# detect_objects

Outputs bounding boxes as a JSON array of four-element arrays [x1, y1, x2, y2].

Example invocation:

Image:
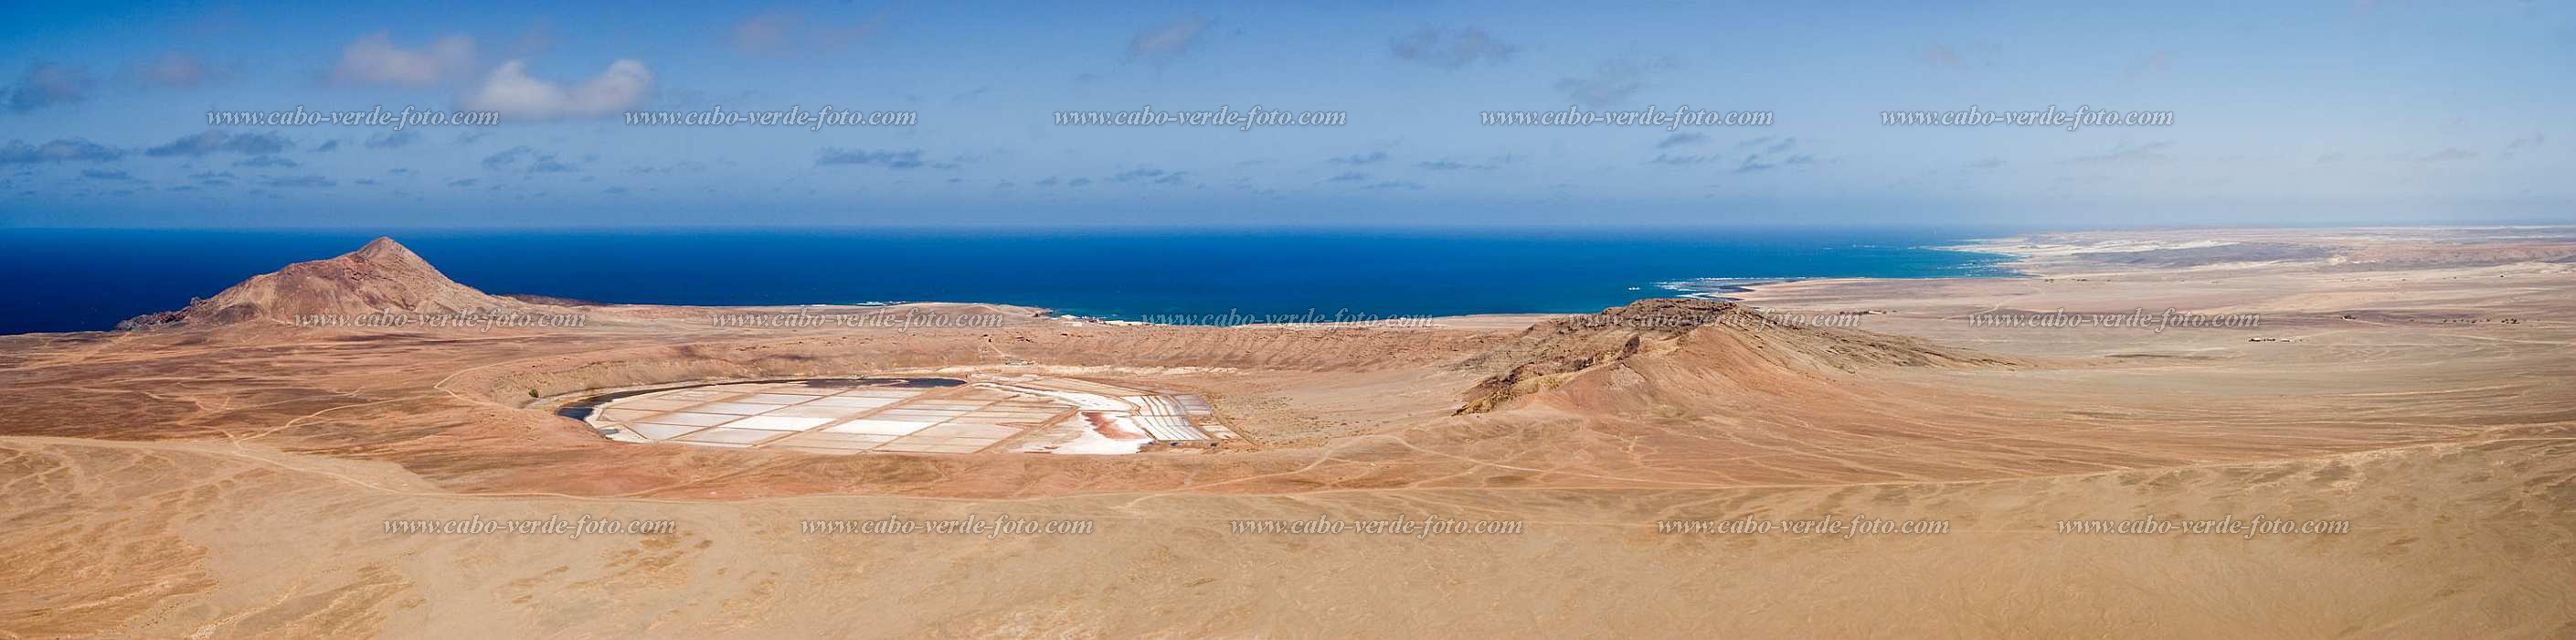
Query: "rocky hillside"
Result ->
[[1454, 298, 2017, 414], [119, 237, 522, 329]]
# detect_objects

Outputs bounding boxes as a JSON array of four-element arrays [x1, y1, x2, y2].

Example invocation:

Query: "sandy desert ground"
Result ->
[[3, 227, 2571, 637]]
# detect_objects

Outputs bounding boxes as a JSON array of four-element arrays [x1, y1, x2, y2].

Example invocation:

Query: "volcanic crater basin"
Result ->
[[561, 375, 1235, 455]]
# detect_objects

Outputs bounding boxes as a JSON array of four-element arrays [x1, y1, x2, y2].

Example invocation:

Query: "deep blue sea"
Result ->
[[0, 228, 2020, 335]]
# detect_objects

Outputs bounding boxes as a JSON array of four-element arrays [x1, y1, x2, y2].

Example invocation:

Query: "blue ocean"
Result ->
[[0, 228, 2020, 335]]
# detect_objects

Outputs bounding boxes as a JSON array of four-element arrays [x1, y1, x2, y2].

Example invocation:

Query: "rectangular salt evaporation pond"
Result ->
[[693, 402, 780, 415], [615, 399, 702, 411], [628, 423, 708, 440], [838, 389, 928, 399], [766, 405, 873, 419], [789, 432, 902, 446], [676, 427, 785, 445], [917, 423, 1020, 439], [870, 410, 972, 421], [944, 416, 1059, 426], [806, 397, 899, 409], [1133, 415, 1211, 442], [723, 416, 836, 432], [1127, 396, 1182, 415], [823, 420, 938, 436], [993, 384, 1132, 411], [975, 409, 1069, 418], [599, 408, 664, 421], [640, 412, 740, 427], [906, 400, 994, 409]]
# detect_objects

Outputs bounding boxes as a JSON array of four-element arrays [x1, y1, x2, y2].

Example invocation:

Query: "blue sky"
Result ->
[[0, 0, 2569, 228]]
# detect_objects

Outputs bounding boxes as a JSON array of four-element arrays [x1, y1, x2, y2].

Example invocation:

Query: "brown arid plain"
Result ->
[[3, 227, 2572, 637]]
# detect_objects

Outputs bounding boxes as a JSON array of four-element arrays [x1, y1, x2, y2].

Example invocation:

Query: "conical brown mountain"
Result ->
[[120, 237, 518, 328]]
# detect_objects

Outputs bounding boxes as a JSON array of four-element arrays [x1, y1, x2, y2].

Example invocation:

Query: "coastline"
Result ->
[[57, 226, 2574, 336], [0, 228, 2017, 335]]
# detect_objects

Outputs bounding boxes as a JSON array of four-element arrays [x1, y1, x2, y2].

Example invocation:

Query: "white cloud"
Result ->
[[1389, 27, 1518, 69], [330, 32, 477, 87], [731, 12, 797, 57], [730, 12, 878, 58], [5, 62, 91, 112], [1553, 57, 1677, 106], [1128, 15, 1209, 64], [458, 59, 654, 120], [126, 52, 224, 89]]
